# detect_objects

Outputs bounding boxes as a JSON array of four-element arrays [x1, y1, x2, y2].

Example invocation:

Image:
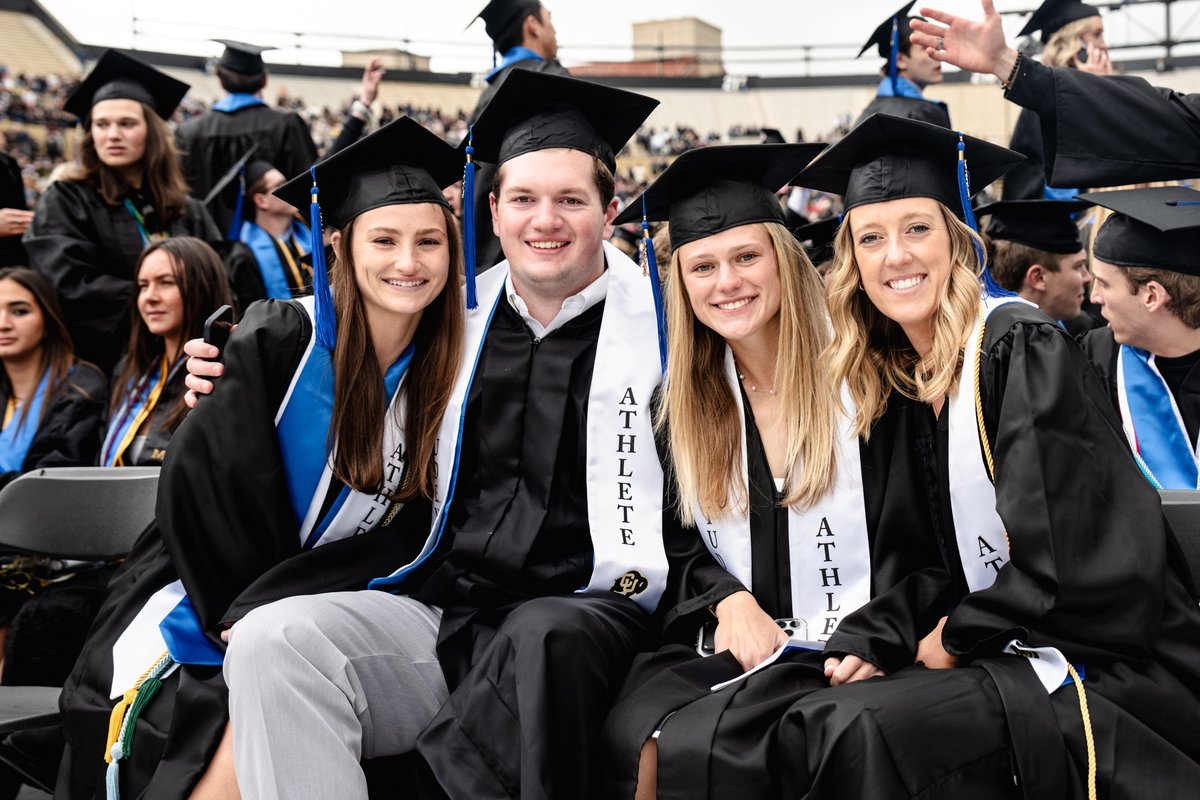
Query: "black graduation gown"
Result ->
[[1001, 108, 1049, 201], [56, 300, 432, 800], [469, 57, 570, 273], [1005, 57, 1200, 187], [225, 238, 311, 314], [104, 355, 189, 468], [598, 392, 953, 800], [1080, 326, 1200, 449], [771, 304, 1200, 799], [0, 363, 106, 491], [0, 151, 28, 267], [175, 105, 318, 233], [21, 181, 222, 376], [855, 94, 951, 128]]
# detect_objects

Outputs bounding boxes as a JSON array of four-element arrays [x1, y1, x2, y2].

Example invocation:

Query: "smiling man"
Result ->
[[855, 1, 951, 128]]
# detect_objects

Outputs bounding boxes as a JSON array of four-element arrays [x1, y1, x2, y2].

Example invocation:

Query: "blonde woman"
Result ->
[[766, 113, 1200, 797], [599, 144, 953, 800]]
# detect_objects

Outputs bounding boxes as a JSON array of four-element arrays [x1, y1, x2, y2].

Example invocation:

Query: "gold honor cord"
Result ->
[[971, 305, 1097, 800], [112, 356, 170, 467], [2, 396, 15, 430], [275, 234, 308, 291]]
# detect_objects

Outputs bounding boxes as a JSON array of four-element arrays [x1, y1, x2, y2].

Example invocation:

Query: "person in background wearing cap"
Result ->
[[22, 50, 222, 377], [468, 1, 567, 273], [909, 0, 1200, 188], [190, 70, 682, 800], [596, 143, 950, 800], [208, 152, 313, 309], [855, 1, 951, 129], [176, 40, 318, 235], [1002, 0, 1111, 202], [757, 113, 1200, 797], [977, 199, 1095, 329], [54, 117, 466, 800], [1077, 187, 1200, 491]]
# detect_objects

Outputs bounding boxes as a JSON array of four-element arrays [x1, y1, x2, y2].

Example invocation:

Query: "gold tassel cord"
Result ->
[[971, 304, 1097, 800], [104, 650, 170, 764]]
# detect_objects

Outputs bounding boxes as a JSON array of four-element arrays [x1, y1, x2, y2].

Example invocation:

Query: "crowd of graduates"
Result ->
[[0, 0, 1198, 797]]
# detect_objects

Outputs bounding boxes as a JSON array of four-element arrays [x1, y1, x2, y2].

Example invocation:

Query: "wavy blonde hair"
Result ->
[[661, 221, 838, 525], [1043, 16, 1099, 68], [825, 202, 982, 438]]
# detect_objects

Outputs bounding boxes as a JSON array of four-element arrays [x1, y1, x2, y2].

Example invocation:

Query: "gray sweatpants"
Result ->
[[223, 591, 447, 800]]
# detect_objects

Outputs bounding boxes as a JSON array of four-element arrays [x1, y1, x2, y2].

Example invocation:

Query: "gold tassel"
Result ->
[[103, 689, 138, 764]]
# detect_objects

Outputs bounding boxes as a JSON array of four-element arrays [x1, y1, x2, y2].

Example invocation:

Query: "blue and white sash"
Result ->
[[0, 370, 50, 473], [370, 241, 670, 612], [694, 347, 870, 644], [111, 296, 413, 696], [241, 220, 312, 300], [1116, 346, 1199, 490], [212, 93, 267, 113]]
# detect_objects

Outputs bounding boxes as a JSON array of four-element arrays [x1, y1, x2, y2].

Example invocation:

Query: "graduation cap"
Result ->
[[975, 199, 1088, 255], [858, 1, 919, 93], [273, 116, 461, 350], [1079, 186, 1200, 276], [470, 0, 542, 44], [760, 128, 786, 145], [203, 145, 281, 240], [213, 40, 275, 74], [792, 215, 842, 266], [64, 49, 190, 120], [1018, 0, 1100, 44], [795, 113, 1024, 295]]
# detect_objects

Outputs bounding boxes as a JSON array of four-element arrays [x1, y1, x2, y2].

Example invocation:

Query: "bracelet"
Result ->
[[350, 98, 372, 121], [1000, 52, 1022, 91]]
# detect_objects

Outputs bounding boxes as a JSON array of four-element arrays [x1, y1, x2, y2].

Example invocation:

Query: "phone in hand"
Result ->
[[696, 620, 717, 657], [1075, 45, 1089, 64], [203, 305, 234, 362]]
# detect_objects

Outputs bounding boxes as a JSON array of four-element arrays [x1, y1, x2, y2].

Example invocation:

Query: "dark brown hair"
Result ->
[[990, 239, 1065, 293], [242, 171, 273, 224], [110, 237, 233, 433], [1123, 267, 1200, 328], [215, 64, 267, 94], [0, 267, 92, 429], [327, 204, 465, 501], [75, 101, 191, 223], [494, 2, 545, 54]]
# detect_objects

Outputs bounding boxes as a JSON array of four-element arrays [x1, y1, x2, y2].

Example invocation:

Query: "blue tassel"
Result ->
[[308, 166, 337, 349], [105, 745, 121, 799], [462, 127, 478, 309], [225, 167, 246, 241], [640, 197, 667, 374], [889, 17, 900, 95], [957, 135, 1013, 298]]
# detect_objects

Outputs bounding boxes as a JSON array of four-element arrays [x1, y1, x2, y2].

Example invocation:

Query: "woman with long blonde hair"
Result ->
[[599, 143, 953, 800], [766, 113, 1200, 797]]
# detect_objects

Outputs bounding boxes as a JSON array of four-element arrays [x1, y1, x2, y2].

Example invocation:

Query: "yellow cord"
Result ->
[[971, 304, 1097, 800], [103, 649, 169, 763]]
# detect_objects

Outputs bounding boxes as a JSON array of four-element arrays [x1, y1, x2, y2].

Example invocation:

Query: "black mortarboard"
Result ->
[[203, 145, 282, 239], [274, 117, 461, 349], [471, 0, 541, 44], [761, 128, 786, 145], [795, 114, 1023, 217], [64, 49, 190, 120], [1018, 0, 1100, 44], [1079, 187, 1200, 276], [859, 1, 918, 58], [975, 199, 1088, 254], [467, 69, 659, 173], [792, 215, 842, 265], [613, 144, 826, 251], [213, 40, 274, 74]]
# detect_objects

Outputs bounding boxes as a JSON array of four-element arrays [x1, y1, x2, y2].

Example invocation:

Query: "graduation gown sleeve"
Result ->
[[942, 304, 1173, 663], [1005, 56, 1200, 188], [1001, 107, 1049, 201]]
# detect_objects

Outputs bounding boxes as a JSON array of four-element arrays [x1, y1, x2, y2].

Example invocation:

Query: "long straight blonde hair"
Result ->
[[824, 201, 983, 438], [661, 221, 838, 525]]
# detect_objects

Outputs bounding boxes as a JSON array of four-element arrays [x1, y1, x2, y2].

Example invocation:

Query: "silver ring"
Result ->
[[936, 35, 945, 51]]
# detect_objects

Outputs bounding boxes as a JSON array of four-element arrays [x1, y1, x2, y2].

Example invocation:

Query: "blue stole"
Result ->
[[0, 370, 50, 473], [100, 358, 185, 467], [240, 220, 312, 300], [1043, 184, 1080, 201], [1119, 345, 1199, 489], [875, 76, 950, 117], [159, 333, 414, 666], [212, 93, 267, 113], [485, 46, 543, 81]]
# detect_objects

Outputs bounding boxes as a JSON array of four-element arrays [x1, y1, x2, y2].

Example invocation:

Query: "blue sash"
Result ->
[[100, 358, 185, 467], [240, 220, 312, 300], [0, 371, 50, 473], [875, 76, 950, 117], [485, 46, 543, 81], [212, 93, 267, 113], [1120, 345, 1199, 489]]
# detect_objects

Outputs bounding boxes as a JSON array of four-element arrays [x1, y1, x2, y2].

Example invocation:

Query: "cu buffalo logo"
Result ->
[[611, 570, 649, 598]]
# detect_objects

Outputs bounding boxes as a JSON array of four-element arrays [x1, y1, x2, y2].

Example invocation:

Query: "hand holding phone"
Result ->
[[203, 305, 234, 363]]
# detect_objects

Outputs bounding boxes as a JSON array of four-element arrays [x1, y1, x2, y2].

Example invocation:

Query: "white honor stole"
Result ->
[[111, 296, 410, 698], [374, 241, 669, 613], [949, 295, 1069, 694], [694, 347, 871, 643], [1115, 345, 1200, 490]]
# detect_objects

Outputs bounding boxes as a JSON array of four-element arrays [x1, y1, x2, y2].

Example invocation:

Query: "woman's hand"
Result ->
[[1074, 41, 1114, 75], [909, 0, 1019, 83], [713, 591, 789, 672], [823, 655, 885, 686], [183, 337, 225, 408], [915, 616, 959, 669]]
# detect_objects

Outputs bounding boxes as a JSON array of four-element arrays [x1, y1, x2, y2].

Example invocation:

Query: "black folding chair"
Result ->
[[1160, 489, 1200, 603]]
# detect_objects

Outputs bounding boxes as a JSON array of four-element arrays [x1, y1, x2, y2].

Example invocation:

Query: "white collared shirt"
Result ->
[[504, 268, 610, 339]]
